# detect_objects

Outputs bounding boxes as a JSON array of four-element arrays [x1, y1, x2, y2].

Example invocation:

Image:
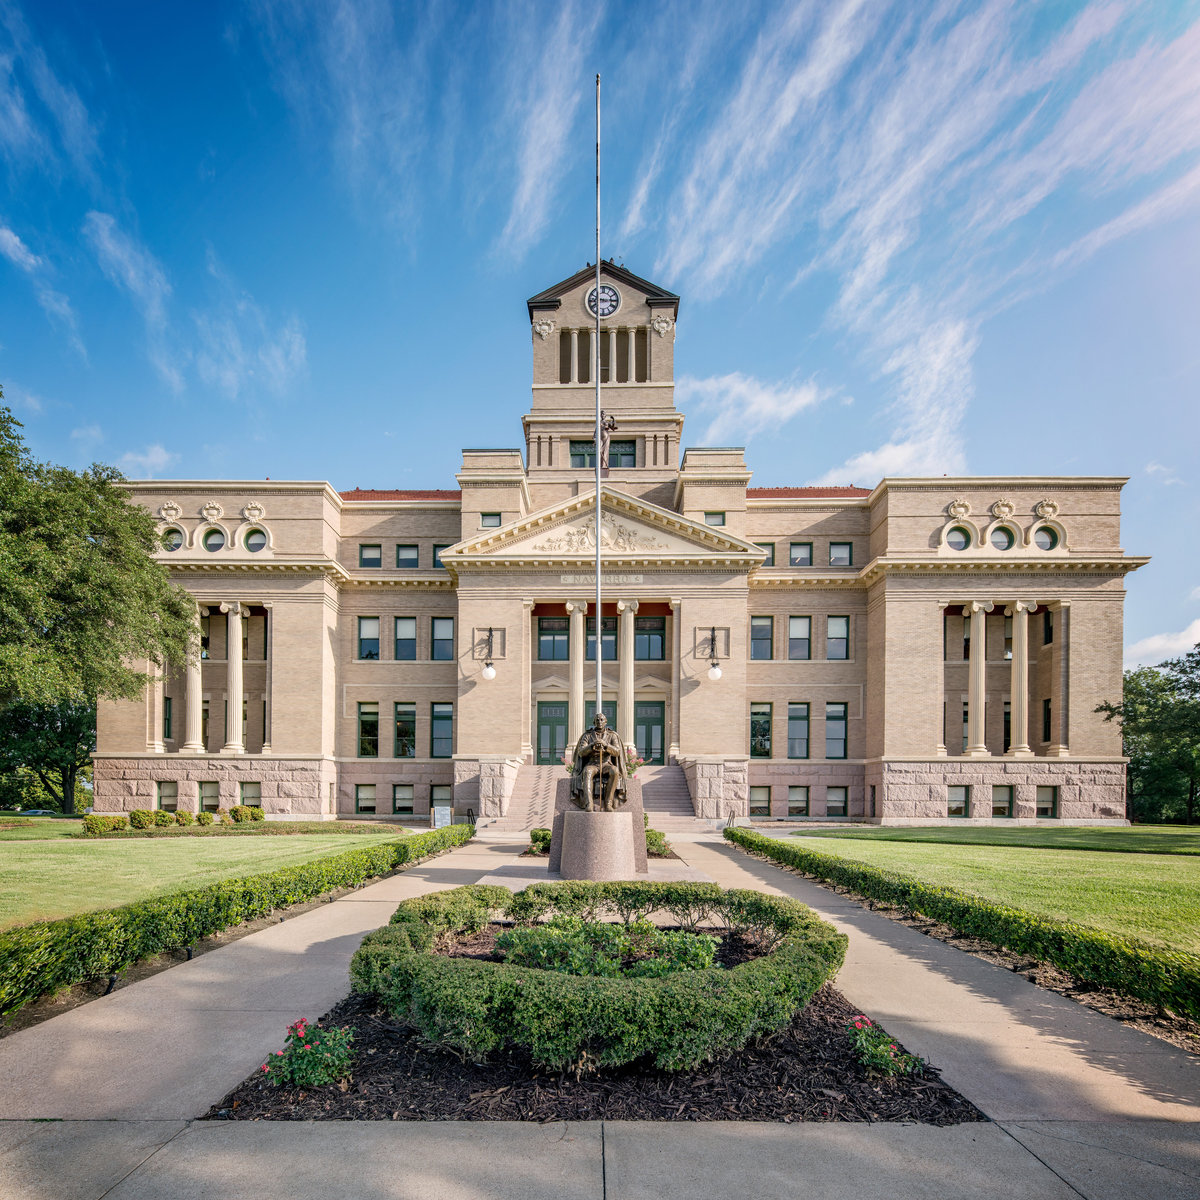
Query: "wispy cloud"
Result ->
[[118, 444, 177, 477], [2, 381, 43, 414], [0, 221, 84, 352], [1125, 618, 1200, 669], [677, 372, 828, 446], [1145, 461, 1184, 487]]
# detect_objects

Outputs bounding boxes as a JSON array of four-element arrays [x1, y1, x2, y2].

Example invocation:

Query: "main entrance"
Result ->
[[634, 701, 665, 765], [536, 701, 568, 764]]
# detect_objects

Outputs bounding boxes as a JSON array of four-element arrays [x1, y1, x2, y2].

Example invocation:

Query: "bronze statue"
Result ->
[[568, 712, 627, 811]]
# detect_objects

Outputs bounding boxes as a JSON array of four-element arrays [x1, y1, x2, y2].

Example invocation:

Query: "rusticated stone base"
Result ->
[[677, 756, 750, 819], [747, 763, 866, 819], [452, 756, 524, 818]]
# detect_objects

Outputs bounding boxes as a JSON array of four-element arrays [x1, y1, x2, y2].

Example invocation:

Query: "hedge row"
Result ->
[[0, 824, 474, 1017], [350, 880, 847, 1072], [724, 827, 1200, 1023]]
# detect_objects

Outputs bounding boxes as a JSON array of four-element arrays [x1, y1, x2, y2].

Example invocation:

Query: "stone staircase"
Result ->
[[482, 764, 560, 831], [639, 764, 714, 834]]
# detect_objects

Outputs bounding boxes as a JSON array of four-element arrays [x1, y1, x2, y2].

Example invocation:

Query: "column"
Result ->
[[607, 329, 616, 383], [935, 602, 948, 756], [261, 604, 274, 754], [1049, 601, 1071, 756], [183, 606, 205, 752], [626, 327, 635, 383], [570, 329, 579, 383], [669, 598, 682, 760], [617, 599, 638, 748], [521, 599, 535, 760], [148, 663, 165, 753], [1006, 600, 1034, 756], [220, 601, 244, 754], [965, 600, 993, 756], [566, 600, 586, 749]]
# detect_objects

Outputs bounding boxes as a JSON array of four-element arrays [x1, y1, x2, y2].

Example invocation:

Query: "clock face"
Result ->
[[586, 284, 621, 318]]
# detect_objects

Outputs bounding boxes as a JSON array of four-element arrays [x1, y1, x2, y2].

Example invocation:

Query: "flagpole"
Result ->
[[594, 72, 602, 731]]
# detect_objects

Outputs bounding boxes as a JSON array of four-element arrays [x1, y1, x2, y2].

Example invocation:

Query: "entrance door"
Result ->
[[634, 702, 665, 765], [536, 702, 568, 764], [584, 700, 617, 730]]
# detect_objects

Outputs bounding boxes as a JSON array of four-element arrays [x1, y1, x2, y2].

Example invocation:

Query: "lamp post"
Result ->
[[707, 626, 722, 681], [482, 627, 496, 681]]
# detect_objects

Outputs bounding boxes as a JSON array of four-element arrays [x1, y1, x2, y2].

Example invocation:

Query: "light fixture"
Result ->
[[482, 627, 497, 680], [707, 625, 722, 681]]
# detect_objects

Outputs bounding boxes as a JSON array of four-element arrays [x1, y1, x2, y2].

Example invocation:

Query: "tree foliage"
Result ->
[[0, 699, 96, 814], [0, 397, 195, 704], [1097, 649, 1200, 824]]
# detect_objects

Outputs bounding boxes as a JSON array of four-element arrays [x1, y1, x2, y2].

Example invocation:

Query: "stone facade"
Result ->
[[93, 263, 1146, 825]]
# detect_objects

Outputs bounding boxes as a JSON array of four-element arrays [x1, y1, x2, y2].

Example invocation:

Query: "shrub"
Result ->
[[153, 810, 175, 827], [128, 809, 154, 830], [82, 814, 128, 835], [351, 880, 845, 1073], [175, 810, 195, 826], [527, 821, 672, 858], [229, 805, 250, 823], [260, 1017, 354, 1088], [846, 1014, 924, 1076], [215, 808, 231, 825], [196, 812, 214, 826], [529, 828, 552, 854], [724, 827, 1200, 1023], [0, 824, 475, 1017], [248, 806, 265, 822]]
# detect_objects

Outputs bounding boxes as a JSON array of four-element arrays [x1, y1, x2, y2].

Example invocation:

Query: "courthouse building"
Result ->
[[94, 263, 1146, 824]]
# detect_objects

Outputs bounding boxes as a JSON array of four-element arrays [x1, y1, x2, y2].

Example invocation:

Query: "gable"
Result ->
[[527, 262, 680, 319]]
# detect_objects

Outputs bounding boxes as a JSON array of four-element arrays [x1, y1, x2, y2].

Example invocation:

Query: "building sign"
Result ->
[[559, 574, 644, 585]]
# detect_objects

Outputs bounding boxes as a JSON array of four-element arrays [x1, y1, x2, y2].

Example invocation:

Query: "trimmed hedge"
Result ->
[[0, 824, 474, 1017], [527, 822, 673, 858], [82, 814, 128, 835], [350, 880, 846, 1073], [725, 827, 1200, 1023]]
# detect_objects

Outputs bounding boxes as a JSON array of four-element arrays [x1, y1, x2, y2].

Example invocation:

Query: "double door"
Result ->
[[537, 699, 665, 765]]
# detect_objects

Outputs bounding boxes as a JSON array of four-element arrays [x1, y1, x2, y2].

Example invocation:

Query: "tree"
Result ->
[[1097, 650, 1200, 824], [0, 699, 96, 814], [0, 396, 196, 704]]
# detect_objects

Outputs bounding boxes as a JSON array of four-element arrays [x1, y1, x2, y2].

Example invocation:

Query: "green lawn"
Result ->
[[774, 831, 1200, 954], [0, 832, 410, 930], [791, 824, 1200, 855], [0, 815, 414, 842]]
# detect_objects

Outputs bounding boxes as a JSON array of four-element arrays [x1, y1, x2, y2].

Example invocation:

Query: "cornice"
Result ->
[[859, 555, 1150, 584], [749, 572, 862, 589], [866, 475, 1129, 504]]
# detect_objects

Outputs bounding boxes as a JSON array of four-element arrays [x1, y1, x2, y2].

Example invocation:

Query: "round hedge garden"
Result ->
[[349, 880, 847, 1074]]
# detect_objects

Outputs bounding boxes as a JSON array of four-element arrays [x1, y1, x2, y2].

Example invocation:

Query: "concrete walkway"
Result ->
[[0, 833, 1197, 1199]]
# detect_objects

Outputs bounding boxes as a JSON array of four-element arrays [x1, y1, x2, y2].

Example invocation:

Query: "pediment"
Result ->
[[443, 487, 762, 569]]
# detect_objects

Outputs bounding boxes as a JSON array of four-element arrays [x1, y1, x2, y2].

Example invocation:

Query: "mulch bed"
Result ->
[[206, 963, 984, 1124]]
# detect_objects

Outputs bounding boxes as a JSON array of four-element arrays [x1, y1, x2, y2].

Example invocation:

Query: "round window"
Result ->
[[1034, 526, 1058, 551], [245, 528, 267, 552], [990, 526, 1014, 551], [203, 528, 226, 552], [945, 526, 970, 551], [163, 528, 184, 551]]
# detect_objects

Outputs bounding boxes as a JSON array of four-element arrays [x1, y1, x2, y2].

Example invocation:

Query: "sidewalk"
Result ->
[[0, 833, 1197, 1199]]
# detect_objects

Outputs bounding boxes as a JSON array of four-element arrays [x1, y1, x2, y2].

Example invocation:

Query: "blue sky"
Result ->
[[2, 0, 1198, 665]]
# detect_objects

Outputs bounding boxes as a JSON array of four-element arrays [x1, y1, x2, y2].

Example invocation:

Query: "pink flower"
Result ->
[[304, 1044, 311, 1050], [276, 1050, 284, 1056], [261, 1064, 269, 1072], [854, 1021, 862, 1029]]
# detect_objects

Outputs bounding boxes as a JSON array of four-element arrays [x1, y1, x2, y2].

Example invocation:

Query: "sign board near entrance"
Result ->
[[431, 802, 453, 830]]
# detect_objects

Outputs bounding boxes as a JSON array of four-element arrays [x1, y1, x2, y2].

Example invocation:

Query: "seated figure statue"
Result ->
[[568, 712, 628, 812]]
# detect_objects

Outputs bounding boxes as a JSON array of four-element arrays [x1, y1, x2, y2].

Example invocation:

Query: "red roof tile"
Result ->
[[340, 489, 462, 502], [747, 486, 870, 498]]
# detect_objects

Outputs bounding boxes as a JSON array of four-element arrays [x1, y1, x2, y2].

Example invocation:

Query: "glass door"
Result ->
[[536, 701, 568, 764], [584, 700, 617, 729], [634, 702, 665, 765]]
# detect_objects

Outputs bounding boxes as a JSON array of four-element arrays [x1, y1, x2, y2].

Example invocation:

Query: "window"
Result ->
[[241, 782, 261, 804], [750, 616, 773, 660], [992, 784, 1013, 818], [749, 786, 771, 817], [394, 617, 416, 660], [947, 785, 969, 818], [202, 701, 209, 746], [787, 703, 809, 758], [1004, 615, 1013, 660], [755, 542, 775, 567], [203, 528, 225, 552], [788, 616, 811, 660], [570, 440, 596, 468], [200, 781, 220, 812], [704, 511, 726, 526], [355, 784, 376, 815], [826, 616, 849, 660], [431, 784, 452, 808], [946, 526, 970, 551], [396, 544, 419, 569], [1043, 609, 1054, 644], [1034, 526, 1059, 551], [431, 617, 454, 661], [1036, 785, 1059, 819], [962, 614, 970, 661], [789, 542, 813, 567], [586, 616, 617, 661], [358, 703, 379, 757], [359, 544, 382, 568], [607, 440, 635, 467], [163, 528, 183, 551], [433, 545, 450, 569], [826, 786, 847, 817], [1042, 698, 1052, 743], [162, 697, 172, 741], [480, 512, 502, 528], [394, 703, 416, 757], [788, 786, 809, 817], [634, 616, 665, 661], [829, 542, 853, 567], [962, 703, 969, 754], [825, 702, 847, 759], [157, 781, 178, 812], [245, 529, 267, 552], [990, 526, 1014, 551], [393, 784, 414, 815], [1003, 701, 1011, 753], [750, 703, 772, 758], [538, 617, 570, 660], [431, 703, 453, 758], [357, 616, 380, 660]]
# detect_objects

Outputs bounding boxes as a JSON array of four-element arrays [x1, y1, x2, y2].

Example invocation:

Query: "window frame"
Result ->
[[607, 439, 636, 468], [433, 545, 450, 569], [357, 702, 380, 758], [569, 440, 596, 468], [787, 785, 809, 817], [787, 615, 811, 661], [992, 784, 1014, 819], [392, 783, 415, 815], [396, 544, 419, 569], [826, 615, 850, 660], [789, 541, 813, 567], [585, 616, 618, 661], [825, 701, 848, 759], [1042, 697, 1052, 743], [357, 616, 380, 660], [431, 617, 455, 661], [750, 702, 772, 758], [358, 543, 382, 569], [754, 542, 775, 567], [537, 616, 570, 661], [703, 511, 726, 527], [355, 784, 377, 815], [394, 616, 417, 661], [634, 615, 665, 661], [480, 512, 502, 528], [825, 786, 848, 817], [394, 702, 416, 758], [750, 616, 773, 660], [787, 702, 810, 759], [1043, 609, 1054, 644], [1036, 785, 1059, 819], [947, 784, 969, 818], [199, 781, 220, 812], [240, 781, 261, 805], [430, 702, 453, 758], [157, 781, 178, 812], [829, 541, 853, 567], [748, 786, 771, 817], [162, 696, 172, 741]]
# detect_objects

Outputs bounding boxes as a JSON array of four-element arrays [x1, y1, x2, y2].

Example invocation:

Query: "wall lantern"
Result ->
[[482, 627, 497, 680], [707, 626, 722, 681]]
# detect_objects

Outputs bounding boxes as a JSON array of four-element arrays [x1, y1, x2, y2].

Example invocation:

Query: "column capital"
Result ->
[[963, 600, 994, 615], [616, 599, 639, 615], [565, 599, 588, 615], [1004, 599, 1037, 615], [219, 601, 243, 616]]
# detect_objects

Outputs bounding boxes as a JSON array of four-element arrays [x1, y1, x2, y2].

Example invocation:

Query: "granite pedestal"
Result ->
[[548, 777, 649, 878]]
